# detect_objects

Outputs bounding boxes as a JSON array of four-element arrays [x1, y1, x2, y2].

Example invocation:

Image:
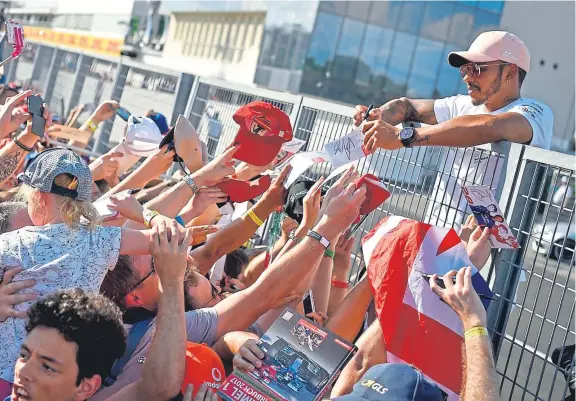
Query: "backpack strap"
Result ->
[[102, 318, 154, 388]]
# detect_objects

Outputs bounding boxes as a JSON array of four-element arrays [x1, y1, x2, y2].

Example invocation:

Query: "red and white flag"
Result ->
[[362, 216, 493, 400]]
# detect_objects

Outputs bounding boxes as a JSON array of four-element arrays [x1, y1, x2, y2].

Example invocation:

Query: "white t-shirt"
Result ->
[[425, 95, 553, 229], [0, 224, 122, 382]]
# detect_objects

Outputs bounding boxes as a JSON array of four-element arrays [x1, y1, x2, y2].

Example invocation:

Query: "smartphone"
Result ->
[[27, 95, 45, 137], [116, 106, 131, 121], [303, 289, 316, 318]]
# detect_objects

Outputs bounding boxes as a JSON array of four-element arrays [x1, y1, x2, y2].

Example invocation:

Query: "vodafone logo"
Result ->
[[212, 368, 222, 382]]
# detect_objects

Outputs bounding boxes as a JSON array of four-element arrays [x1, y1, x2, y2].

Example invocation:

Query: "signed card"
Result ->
[[283, 151, 329, 188], [324, 128, 368, 168], [463, 185, 520, 249]]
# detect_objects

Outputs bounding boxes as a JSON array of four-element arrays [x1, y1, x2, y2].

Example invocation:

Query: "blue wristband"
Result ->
[[175, 215, 185, 227]]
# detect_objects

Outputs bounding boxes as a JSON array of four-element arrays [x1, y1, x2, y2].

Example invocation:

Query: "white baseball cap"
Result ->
[[125, 115, 163, 157]]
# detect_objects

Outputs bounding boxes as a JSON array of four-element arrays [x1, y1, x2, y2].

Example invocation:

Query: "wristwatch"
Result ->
[[142, 208, 160, 228], [398, 126, 417, 148], [181, 174, 200, 194], [289, 229, 302, 244], [307, 229, 330, 249]]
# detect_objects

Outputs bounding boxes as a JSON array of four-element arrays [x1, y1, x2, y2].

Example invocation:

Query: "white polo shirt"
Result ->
[[425, 95, 553, 229]]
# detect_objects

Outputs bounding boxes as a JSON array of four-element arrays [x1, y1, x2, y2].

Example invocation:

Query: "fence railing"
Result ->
[[9, 41, 575, 401]]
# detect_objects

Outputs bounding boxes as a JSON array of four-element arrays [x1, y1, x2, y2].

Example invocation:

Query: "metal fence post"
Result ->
[[30, 45, 53, 84], [43, 48, 64, 105], [488, 155, 541, 360], [170, 72, 195, 125], [66, 53, 93, 117], [94, 62, 130, 153]]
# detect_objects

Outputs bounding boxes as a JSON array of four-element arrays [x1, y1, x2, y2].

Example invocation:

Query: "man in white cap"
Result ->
[[354, 31, 553, 228]]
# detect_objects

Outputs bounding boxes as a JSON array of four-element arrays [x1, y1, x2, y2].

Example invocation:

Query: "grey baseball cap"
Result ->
[[18, 148, 93, 201]]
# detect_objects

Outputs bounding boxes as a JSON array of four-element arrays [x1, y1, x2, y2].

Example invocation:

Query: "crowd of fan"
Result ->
[[0, 83, 501, 401]]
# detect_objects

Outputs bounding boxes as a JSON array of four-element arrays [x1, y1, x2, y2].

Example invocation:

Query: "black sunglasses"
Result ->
[[126, 259, 156, 295], [200, 281, 223, 309]]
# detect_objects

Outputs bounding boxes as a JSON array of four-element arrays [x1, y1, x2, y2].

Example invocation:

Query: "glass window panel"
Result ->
[[332, 18, 365, 80], [346, 1, 371, 22], [434, 44, 463, 98], [407, 38, 445, 98], [318, 1, 348, 16], [368, 1, 403, 28], [457, 0, 478, 7], [385, 32, 418, 91], [420, 1, 456, 42], [396, 2, 425, 35], [355, 24, 394, 88], [447, 4, 475, 46], [306, 12, 343, 68], [472, 9, 501, 39], [477, 1, 504, 14]]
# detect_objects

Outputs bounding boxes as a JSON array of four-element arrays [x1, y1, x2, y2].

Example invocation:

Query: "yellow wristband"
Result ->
[[246, 209, 264, 226], [85, 120, 98, 133], [464, 326, 488, 339]]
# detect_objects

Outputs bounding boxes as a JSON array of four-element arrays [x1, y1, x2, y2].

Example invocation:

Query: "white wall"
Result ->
[[499, 1, 575, 151], [54, 0, 135, 15]]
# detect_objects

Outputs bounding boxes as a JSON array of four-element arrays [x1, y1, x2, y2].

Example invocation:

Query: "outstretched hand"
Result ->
[[316, 183, 366, 239], [194, 145, 238, 187], [429, 266, 487, 330]]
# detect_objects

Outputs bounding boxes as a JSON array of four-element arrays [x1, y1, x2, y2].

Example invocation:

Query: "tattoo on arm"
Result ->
[[412, 135, 430, 146], [380, 98, 437, 125], [404, 100, 438, 125], [0, 148, 25, 185], [379, 99, 409, 126]]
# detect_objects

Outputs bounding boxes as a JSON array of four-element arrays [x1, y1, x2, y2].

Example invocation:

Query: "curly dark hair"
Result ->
[[26, 288, 126, 384]]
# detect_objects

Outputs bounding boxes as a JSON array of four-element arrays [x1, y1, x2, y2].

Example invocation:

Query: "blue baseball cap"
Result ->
[[149, 112, 169, 135], [332, 364, 445, 401]]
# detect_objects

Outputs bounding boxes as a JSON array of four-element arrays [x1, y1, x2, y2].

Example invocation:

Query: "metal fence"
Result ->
[[8, 41, 575, 401]]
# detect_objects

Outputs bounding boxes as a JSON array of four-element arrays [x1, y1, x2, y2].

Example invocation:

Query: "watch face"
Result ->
[[400, 127, 414, 140]]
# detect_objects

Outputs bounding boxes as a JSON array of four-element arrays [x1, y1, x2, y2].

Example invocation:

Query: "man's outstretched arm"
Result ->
[[353, 98, 437, 127]]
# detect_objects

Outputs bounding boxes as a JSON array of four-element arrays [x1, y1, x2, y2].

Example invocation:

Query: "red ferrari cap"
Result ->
[[356, 174, 390, 215], [232, 102, 293, 166], [216, 175, 272, 203]]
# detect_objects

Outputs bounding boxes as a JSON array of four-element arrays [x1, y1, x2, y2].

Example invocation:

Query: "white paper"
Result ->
[[325, 161, 356, 183], [283, 151, 329, 188], [463, 185, 520, 249], [324, 128, 368, 168]]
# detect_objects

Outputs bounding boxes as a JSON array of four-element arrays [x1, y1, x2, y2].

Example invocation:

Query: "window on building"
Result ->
[[319, 1, 348, 16], [306, 12, 342, 69], [447, 3, 475, 46], [355, 24, 394, 89], [396, 1, 425, 35], [383, 31, 418, 101], [435, 44, 463, 98], [406, 38, 445, 98], [477, 1, 504, 14], [420, 1, 456, 42], [368, 1, 403, 28], [331, 18, 365, 80], [345, 1, 371, 22]]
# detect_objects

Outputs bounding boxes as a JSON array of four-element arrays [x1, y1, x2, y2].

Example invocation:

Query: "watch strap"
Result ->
[[181, 174, 200, 194], [307, 229, 330, 249], [399, 127, 417, 148], [289, 229, 301, 244], [143, 208, 159, 228]]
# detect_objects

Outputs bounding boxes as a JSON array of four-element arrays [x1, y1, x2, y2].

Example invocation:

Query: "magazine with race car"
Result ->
[[218, 308, 357, 401], [462, 185, 520, 249]]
